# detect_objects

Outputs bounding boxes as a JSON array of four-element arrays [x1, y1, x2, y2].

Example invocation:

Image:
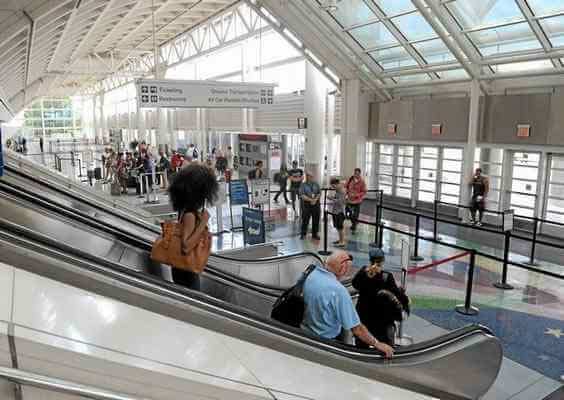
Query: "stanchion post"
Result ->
[[494, 231, 514, 290], [410, 214, 424, 261], [319, 210, 332, 256], [455, 250, 479, 315], [433, 200, 438, 241], [378, 223, 384, 249], [525, 218, 539, 266]]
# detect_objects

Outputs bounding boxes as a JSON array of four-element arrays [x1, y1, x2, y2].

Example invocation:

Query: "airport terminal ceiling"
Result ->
[[1, 0, 564, 118]]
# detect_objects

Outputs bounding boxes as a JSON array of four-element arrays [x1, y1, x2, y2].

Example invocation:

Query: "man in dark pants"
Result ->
[[288, 160, 304, 213], [300, 171, 321, 240], [469, 167, 489, 226]]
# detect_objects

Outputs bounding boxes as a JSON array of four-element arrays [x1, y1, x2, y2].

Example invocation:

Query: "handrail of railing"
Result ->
[[0, 366, 145, 400], [434, 199, 564, 227]]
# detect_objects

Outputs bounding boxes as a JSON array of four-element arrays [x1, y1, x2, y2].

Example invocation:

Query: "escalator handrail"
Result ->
[[0, 215, 495, 362], [3, 163, 159, 232]]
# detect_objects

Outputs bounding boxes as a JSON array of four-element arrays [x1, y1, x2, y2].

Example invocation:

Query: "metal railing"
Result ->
[[0, 366, 145, 400]]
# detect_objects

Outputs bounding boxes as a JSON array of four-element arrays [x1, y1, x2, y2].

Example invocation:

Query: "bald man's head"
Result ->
[[326, 251, 353, 278]]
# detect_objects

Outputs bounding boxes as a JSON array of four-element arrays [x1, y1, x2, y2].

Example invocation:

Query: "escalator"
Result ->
[[0, 200, 502, 400], [0, 164, 325, 288], [0, 162, 326, 288]]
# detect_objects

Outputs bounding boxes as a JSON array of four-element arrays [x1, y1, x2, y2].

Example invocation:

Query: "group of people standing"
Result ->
[[270, 163, 367, 245]]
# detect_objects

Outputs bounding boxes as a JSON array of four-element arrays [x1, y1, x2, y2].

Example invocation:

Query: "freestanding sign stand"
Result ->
[[242, 207, 266, 246], [229, 179, 249, 231], [212, 181, 229, 235]]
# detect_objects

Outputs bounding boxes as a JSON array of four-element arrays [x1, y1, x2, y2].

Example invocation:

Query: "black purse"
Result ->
[[271, 265, 316, 327]]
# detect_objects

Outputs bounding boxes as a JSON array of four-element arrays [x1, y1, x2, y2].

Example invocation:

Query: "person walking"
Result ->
[[329, 177, 347, 247], [273, 164, 290, 204], [39, 137, 44, 153], [248, 160, 264, 180], [288, 160, 304, 212], [300, 171, 321, 240], [346, 168, 367, 233]]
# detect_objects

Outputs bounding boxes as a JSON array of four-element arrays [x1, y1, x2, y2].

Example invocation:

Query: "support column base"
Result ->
[[455, 304, 479, 316], [410, 256, 424, 262], [493, 282, 514, 290]]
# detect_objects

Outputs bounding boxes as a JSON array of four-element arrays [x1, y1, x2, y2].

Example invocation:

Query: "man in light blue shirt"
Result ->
[[302, 251, 394, 358]]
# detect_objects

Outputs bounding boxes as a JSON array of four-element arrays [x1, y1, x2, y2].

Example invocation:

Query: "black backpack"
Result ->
[[271, 265, 316, 327]]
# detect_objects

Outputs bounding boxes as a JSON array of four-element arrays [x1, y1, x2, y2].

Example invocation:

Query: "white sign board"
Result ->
[[251, 178, 270, 206], [136, 79, 275, 109]]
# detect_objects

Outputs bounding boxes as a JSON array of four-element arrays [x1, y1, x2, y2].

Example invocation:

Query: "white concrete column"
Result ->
[[460, 80, 481, 206], [304, 61, 327, 181], [340, 78, 370, 178], [325, 91, 336, 184]]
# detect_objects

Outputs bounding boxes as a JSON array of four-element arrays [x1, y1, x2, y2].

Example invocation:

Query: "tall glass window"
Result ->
[[396, 145, 414, 198], [365, 142, 374, 177], [440, 147, 463, 204], [378, 144, 394, 195], [511, 152, 540, 217], [418, 146, 439, 202], [545, 154, 564, 224]]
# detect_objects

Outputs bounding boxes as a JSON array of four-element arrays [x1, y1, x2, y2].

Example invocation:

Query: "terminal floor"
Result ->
[[108, 188, 564, 399]]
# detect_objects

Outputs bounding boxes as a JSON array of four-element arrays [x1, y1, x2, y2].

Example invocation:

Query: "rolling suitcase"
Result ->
[[94, 167, 102, 180]]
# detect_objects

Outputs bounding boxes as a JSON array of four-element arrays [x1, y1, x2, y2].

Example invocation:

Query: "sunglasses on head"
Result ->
[[339, 255, 354, 265]]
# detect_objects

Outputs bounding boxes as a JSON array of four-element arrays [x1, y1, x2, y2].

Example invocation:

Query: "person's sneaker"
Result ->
[[476, 221, 483, 227], [300, 235, 305, 240], [469, 220, 476, 225], [335, 242, 346, 248], [332, 240, 340, 245], [274, 199, 279, 204], [312, 235, 321, 241]]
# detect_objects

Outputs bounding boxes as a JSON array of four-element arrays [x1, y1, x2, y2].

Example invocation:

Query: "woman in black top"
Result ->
[[352, 248, 410, 348], [168, 164, 218, 290]]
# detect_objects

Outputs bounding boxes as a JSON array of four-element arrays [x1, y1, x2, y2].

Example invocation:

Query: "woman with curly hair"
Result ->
[[168, 164, 218, 290]]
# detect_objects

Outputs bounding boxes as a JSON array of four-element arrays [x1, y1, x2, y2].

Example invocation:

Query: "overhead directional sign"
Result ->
[[136, 79, 275, 109]]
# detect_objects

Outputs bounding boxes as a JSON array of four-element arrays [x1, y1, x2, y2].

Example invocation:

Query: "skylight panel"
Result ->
[[370, 46, 419, 70], [372, 0, 416, 16], [413, 38, 457, 64], [446, 0, 525, 30], [331, 0, 377, 27], [391, 12, 437, 41], [539, 15, 564, 48], [468, 22, 541, 57], [349, 21, 398, 49], [526, 0, 564, 17]]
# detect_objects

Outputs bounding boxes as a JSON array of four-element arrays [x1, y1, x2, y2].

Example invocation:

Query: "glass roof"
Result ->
[[318, 0, 564, 89]]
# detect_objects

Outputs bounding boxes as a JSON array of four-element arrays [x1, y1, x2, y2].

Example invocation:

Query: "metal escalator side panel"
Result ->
[[0, 224, 502, 400]]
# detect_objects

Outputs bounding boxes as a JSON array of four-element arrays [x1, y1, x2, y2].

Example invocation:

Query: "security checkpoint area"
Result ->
[[0, 0, 563, 399]]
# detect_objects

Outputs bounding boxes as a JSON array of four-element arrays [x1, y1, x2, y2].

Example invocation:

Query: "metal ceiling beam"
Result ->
[[412, 0, 488, 93], [22, 11, 34, 90], [280, 0, 392, 100], [363, 1, 430, 72], [514, 0, 562, 70]]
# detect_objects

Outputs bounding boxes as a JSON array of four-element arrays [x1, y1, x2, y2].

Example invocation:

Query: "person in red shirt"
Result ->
[[346, 168, 367, 233], [170, 150, 184, 172]]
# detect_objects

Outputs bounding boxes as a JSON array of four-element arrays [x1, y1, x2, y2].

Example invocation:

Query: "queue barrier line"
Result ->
[[407, 251, 470, 275]]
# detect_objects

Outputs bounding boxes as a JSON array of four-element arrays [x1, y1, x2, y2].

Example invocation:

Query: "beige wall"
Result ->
[[369, 91, 564, 147]]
